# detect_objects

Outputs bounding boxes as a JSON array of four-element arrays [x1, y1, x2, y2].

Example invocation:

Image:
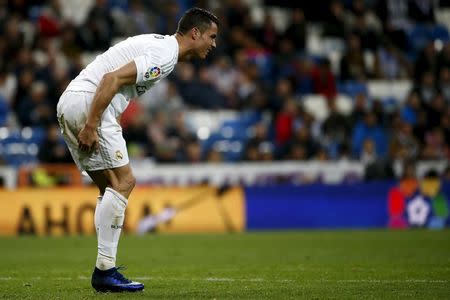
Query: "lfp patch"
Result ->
[[144, 66, 161, 80]]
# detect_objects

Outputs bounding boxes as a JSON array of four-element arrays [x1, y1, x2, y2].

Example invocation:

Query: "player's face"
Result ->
[[194, 23, 218, 59]]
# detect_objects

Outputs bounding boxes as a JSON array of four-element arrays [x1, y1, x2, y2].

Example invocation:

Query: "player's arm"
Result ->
[[78, 62, 137, 152], [86, 62, 137, 128]]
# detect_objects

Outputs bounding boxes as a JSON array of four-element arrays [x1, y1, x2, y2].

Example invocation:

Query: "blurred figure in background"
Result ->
[[38, 124, 72, 163]]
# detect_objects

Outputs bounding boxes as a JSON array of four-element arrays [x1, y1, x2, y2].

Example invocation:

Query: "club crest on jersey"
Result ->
[[115, 150, 123, 160], [144, 66, 161, 80]]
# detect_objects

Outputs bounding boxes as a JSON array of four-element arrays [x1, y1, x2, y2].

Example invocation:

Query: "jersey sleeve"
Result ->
[[133, 52, 164, 84]]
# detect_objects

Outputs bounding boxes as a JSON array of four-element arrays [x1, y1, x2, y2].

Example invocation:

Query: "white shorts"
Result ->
[[56, 91, 129, 172]]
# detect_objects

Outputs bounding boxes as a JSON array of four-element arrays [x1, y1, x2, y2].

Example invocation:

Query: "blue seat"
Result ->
[[431, 25, 450, 42], [338, 81, 368, 97], [382, 97, 398, 113], [408, 25, 429, 51]]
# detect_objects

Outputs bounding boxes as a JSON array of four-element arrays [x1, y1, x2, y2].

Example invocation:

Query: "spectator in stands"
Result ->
[[259, 141, 275, 161], [414, 70, 438, 105], [437, 42, 450, 73], [147, 111, 177, 163], [424, 93, 446, 129], [2, 15, 26, 68], [273, 38, 296, 80], [285, 142, 308, 160], [351, 14, 381, 51], [156, 0, 182, 35], [17, 81, 53, 126], [364, 156, 395, 181], [293, 56, 314, 95], [349, 92, 368, 125], [322, 0, 349, 39], [360, 138, 377, 165], [413, 110, 429, 145], [0, 65, 17, 106], [205, 148, 223, 163], [235, 59, 260, 108], [0, 92, 9, 126], [340, 34, 370, 81], [389, 119, 420, 161], [438, 67, 450, 103], [283, 8, 306, 51], [271, 77, 295, 113], [443, 166, 450, 181], [175, 63, 225, 109], [311, 58, 337, 99], [167, 111, 197, 149], [78, 0, 116, 51], [284, 123, 319, 159], [408, 0, 436, 24], [226, 0, 250, 30], [254, 13, 279, 53], [127, 0, 155, 35], [351, 111, 387, 158], [371, 99, 390, 128], [374, 38, 411, 79], [421, 127, 448, 160], [321, 98, 351, 157], [376, 0, 411, 51], [348, 0, 382, 35], [400, 91, 422, 125], [183, 139, 203, 163], [314, 147, 330, 161], [414, 41, 438, 82], [59, 23, 83, 59], [38, 124, 72, 163], [122, 102, 150, 157], [12, 68, 33, 112], [207, 56, 239, 107], [275, 97, 298, 146], [242, 143, 259, 161], [440, 112, 450, 150], [245, 122, 271, 157]]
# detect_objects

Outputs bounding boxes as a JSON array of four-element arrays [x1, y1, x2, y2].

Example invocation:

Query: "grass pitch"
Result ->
[[0, 230, 449, 299]]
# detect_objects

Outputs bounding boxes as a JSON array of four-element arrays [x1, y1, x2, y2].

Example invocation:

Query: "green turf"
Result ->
[[0, 230, 449, 299]]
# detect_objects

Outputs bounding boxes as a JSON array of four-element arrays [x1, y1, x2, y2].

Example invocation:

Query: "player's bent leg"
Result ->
[[87, 164, 136, 199], [87, 164, 143, 292]]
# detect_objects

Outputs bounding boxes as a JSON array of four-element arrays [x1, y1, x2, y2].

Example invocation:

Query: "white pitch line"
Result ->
[[323, 279, 449, 283], [0, 276, 447, 284]]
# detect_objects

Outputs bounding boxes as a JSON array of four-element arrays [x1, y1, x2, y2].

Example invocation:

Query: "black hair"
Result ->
[[176, 7, 219, 35]]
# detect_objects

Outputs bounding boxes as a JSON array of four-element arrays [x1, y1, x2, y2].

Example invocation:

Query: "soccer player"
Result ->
[[56, 8, 218, 293]]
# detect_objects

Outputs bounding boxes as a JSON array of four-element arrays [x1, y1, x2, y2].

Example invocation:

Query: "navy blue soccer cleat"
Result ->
[[91, 267, 144, 293]]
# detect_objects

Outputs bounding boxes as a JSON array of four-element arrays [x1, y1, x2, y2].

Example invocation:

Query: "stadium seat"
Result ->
[[337, 81, 368, 98], [301, 95, 329, 121], [367, 80, 412, 103], [335, 94, 353, 116]]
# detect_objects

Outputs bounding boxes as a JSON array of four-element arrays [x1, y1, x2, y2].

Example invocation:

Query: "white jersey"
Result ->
[[65, 33, 179, 104]]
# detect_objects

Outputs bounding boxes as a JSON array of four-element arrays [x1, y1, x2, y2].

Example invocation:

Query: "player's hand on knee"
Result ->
[[78, 124, 99, 153]]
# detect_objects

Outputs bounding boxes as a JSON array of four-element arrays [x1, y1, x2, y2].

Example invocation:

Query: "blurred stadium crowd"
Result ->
[[0, 0, 450, 179]]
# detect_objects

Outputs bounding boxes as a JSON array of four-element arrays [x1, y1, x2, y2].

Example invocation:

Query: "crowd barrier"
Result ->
[[0, 180, 448, 236]]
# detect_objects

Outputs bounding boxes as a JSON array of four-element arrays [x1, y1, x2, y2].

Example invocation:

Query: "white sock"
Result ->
[[94, 195, 102, 236], [95, 187, 128, 270]]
